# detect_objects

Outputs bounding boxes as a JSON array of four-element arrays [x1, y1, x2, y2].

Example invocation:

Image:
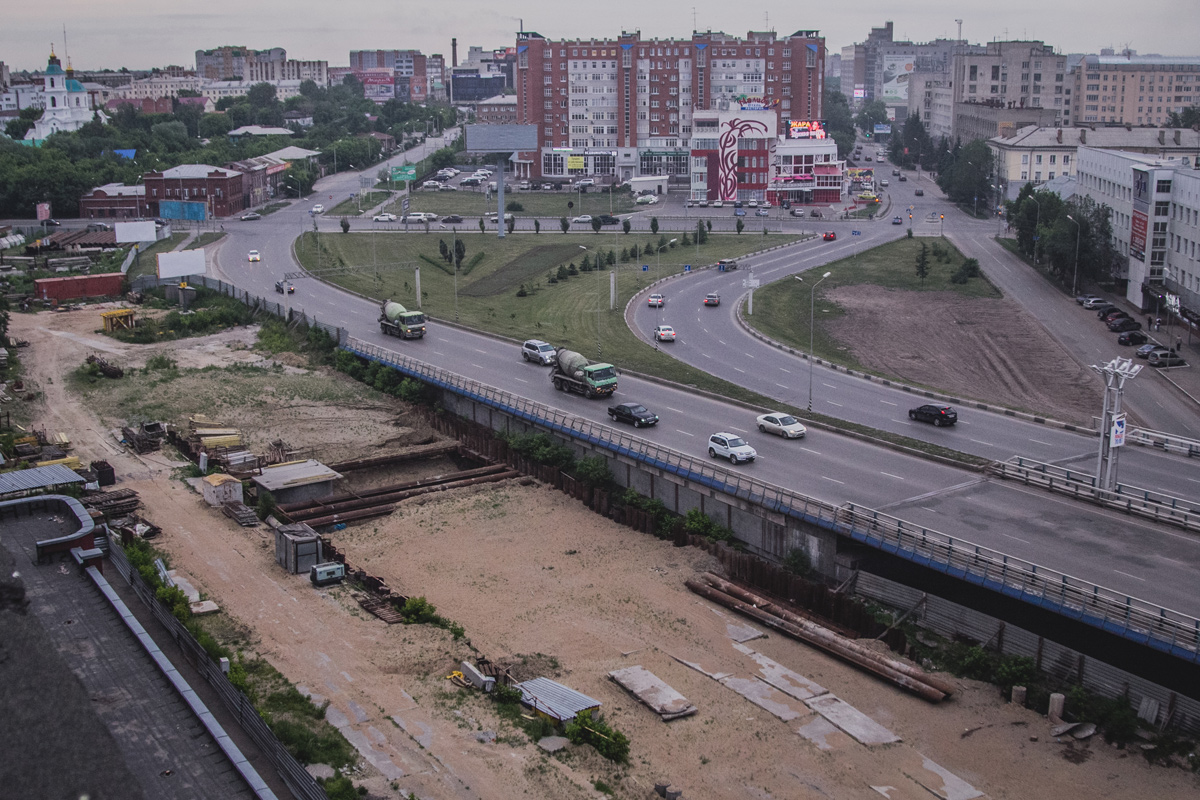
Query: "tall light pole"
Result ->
[[797, 271, 831, 412], [1066, 213, 1081, 297], [656, 238, 677, 283], [1091, 358, 1141, 491]]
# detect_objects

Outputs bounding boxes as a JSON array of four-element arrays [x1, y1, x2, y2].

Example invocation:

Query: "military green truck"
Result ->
[[549, 348, 618, 398], [379, 300, 426, 339]]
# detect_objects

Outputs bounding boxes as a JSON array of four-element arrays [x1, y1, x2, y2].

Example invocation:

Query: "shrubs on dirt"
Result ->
[[564, 710, 630, 762]]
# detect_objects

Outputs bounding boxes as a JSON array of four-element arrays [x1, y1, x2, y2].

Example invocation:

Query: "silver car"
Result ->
[[756, 413, 806, 439], [521, 339, 556, 365]]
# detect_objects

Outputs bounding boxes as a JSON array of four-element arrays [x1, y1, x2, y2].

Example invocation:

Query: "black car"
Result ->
[[275, 280, 295, 295], [41, 218, 62, 227], [596, 214, 620, 225], [1095, 305, 1119, 319], [1136, 344, 1168, 359], [607, 402, 659, 428], [914, 189, 924, 196], [909, 404, 958, 427], [1118, 330, 1148, 346], [1108, 317, 1141, 332], [441, 215, 464, 224]]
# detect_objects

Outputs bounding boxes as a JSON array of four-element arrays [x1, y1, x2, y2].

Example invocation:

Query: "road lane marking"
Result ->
[[779, 367, 791, 373], [474, 348, 488, 354], [471, 364, 485, 370], [728, 426, 749, 433], [920, 507, 937, 513], [826, 401, 843, 407], [821, 476, 845, 484], [800, 447, 822, 455], [1002, 533, 1031, 544], [822, 382, 837, 389], [512, 377, 528, 383], [1029, 439, 1053, 446], [676, 430, 695, 436], [776, 383, 790, 389], [1113, 570, 1145, 582], [733, 367, 745, 373], [970, 439, 994, 447], [666, 407, 684, 413], [880, 400, 897, 406], [880, 472, 905, 480]]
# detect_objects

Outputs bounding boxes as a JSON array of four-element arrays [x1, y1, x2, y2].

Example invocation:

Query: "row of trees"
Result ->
[[0, 76, 458, 219], [1006, 187, 1120, 289]]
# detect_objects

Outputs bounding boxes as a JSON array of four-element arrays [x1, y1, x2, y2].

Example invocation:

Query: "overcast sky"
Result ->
[[4, 1, 1192, 73]]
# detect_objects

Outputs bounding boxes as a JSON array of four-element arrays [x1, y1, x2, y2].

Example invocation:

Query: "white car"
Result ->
[[373, 213, 397, 222], [747, 199, 759, 208], [422, 181, 442, 189], [708, 432, 757, 465], [711, 200, 724, 208], [635, 195, 658, 205], [311, 204, 324, 214], [247, 250, 261, 262], [572, 215, 593, 224], [647, 293, 665, 307], [653, 325, 676, 342], [756, 412, 807, 439], [401, 212, 438, 223]]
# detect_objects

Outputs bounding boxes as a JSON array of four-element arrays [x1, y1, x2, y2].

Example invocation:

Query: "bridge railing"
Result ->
[[344, 337, 1200, 663]]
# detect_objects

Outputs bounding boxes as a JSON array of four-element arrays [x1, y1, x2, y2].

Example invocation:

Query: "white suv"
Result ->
[[708, 432, 757, 465], [521, 339, 556, 365]]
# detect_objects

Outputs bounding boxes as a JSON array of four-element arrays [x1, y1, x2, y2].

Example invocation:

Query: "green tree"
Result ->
[[454, 238, 466, 268], [591, 217, 602, 234], [650, 216, 659, 235], [915, 242, 930, 283], [438, 239, 450, 263], [622, 219, 631, 235], [1166, 105, 1200, 128], [534, 219, 541, 234], [430, 147, 457, 170], [198, 113, 232, 138], [247, 82, 278, 108], [854, 100, 888, 134], [822, 87, 857, 159], [938, 139, 992, 209], [560, 216, 569, 233], [735, 218, 745, 235]]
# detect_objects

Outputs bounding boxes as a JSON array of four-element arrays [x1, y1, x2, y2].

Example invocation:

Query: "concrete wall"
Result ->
[[440, 390, 843, 577]]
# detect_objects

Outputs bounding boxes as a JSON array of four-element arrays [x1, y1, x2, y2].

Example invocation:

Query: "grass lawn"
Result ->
[[296, 229, 799, 384], [329, 191, 392, 217], [128, 233, 188, 280], [185, 232, 226, 250], [382, 189, 639, 220], [748, 236, 1001, 372]]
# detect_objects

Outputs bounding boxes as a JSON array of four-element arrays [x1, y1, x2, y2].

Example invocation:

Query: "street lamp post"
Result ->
[[797, 271, 832, 412], [1030, 195, 1041, 264], [1066, 214, 1081, 297], [656, 238, 677, 283]]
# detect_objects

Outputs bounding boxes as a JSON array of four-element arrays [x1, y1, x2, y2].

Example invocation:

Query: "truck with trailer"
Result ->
[[378, 300, 426, 339], [548, 348, 618, 398]]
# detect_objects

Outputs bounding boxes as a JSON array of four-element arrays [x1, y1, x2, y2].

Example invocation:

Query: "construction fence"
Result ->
[[105, 532, 327, 800]]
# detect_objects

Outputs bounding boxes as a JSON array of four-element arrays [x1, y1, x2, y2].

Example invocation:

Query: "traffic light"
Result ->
[[940, 214, 945, 220]]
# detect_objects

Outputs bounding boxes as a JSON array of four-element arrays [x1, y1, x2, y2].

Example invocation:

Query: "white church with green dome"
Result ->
[[24, 47, 107, 142]]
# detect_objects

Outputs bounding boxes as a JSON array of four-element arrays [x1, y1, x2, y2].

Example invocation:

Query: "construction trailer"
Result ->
[[252, 459, 343, 506]]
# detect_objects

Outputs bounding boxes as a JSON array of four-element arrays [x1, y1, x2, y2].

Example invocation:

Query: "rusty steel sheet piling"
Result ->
[[685, 578, 947, 703]]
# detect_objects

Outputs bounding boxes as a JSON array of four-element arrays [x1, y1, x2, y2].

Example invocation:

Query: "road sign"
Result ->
[[684, 265, 691, 272], [391, 165, 416, 181], [642, 265, 648, 271], [401, 198, 411, 212], [852, 230, 861, 236], [1110, 414, 1126, 448]]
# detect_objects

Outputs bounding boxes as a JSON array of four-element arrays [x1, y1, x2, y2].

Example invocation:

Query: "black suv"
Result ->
[[596, 214, 620, 225], [909, 404, 958, 427]]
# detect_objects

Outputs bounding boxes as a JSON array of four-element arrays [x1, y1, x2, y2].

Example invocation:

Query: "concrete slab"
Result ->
[[805, 694, 900, 745], [167, 571, 201, 602], [731, 641, 828, 701], [719, 676, 811, 722], [905, 754, 984, 800], [609, 665, 698, 720], [392, 714, 433, 749], [189, 599, 220, 615], [795, 715, 848, 751], [670, 652, 734, 682], [537, 735, 569, 753], [706, 605, 766, 642]]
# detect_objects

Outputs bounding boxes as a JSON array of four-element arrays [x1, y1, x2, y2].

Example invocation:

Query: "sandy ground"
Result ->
[[8, 307, 1198, 800], [824, 285, 1105, 427]]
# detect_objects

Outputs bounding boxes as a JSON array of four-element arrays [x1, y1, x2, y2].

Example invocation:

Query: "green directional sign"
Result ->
[[391, 165, 416, 181]]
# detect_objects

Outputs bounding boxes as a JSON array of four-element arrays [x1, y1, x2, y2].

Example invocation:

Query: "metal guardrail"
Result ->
[[1128, 427, 1200, 458], [344, 337, 1200, 664], [993, 456, 1199, 533], [839, 504, 1200, 662]]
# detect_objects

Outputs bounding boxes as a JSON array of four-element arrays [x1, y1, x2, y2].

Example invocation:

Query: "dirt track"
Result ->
[[8, 308, 1196, 800]]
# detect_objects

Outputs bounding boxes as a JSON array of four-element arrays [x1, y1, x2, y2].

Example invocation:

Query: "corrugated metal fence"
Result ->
[[855, 571, 1200, 734], [106, 533, 328, 800]]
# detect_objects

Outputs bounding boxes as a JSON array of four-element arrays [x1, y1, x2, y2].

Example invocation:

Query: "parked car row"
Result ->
[[1079, 296, 1187, 366]]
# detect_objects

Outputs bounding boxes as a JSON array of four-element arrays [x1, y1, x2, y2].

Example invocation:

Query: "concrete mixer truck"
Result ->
[[548, 347, 618, 398], [378, 300, 426, 339]]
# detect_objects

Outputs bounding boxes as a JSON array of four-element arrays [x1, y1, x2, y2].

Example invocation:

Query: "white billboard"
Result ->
[[156, 250, 206, 280], [881, 56, 914, 105], [115, 221, 157, 244]]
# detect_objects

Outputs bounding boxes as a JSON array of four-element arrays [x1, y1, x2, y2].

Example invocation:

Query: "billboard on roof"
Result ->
[[881, 56, 914, 104]]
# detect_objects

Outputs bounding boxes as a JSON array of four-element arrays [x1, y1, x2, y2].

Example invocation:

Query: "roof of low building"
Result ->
[[0, 464, 86, 497], [516, 677, 601, 722], [90, 182, 145, 197], [227, 125, 294, 137], [991, 125, 1200, 150], [252, 459, 342, 492], [266, 145, 321, 161], [156, 164, 242, 179], [202, 473, 240, 487]]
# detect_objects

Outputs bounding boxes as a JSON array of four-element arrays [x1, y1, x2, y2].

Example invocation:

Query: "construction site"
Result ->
[[1, 304, 1197, 800]]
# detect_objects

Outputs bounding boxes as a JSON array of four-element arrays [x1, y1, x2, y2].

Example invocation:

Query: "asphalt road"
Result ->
[[180, 137, 1200, 620]]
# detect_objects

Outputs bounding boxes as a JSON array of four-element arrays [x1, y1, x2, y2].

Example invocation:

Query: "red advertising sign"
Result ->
[[1130, 209, 1148, 261], [36, 202, 50, 221]]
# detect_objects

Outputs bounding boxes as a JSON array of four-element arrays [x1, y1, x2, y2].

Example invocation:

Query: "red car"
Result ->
[[823, 231, 837, 241]]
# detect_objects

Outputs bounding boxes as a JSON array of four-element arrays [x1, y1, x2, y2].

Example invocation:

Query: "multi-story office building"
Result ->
[[119, 74, 205, 101], [476, 94, 518, 124], [350, 50, 428, 103], [842, 21, 959, 119], [245, 58, 327, 86], [515, 28, 825, 181], [1070, 52, 1200, 127], [1075, 146, 1200, 325], [951, 41, 1067, 121], [195, 46, 286, 81]]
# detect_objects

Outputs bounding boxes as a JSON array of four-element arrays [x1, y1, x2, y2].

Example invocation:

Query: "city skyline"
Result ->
[[2, 0, 1192, 74]]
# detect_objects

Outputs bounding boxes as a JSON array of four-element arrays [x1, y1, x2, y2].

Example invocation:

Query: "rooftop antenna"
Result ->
[[955, 19, 963, 43], [693, 7, 697, 31]]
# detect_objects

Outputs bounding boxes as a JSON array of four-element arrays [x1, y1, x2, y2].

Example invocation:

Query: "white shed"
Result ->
[[201, 473, 243, 507]]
